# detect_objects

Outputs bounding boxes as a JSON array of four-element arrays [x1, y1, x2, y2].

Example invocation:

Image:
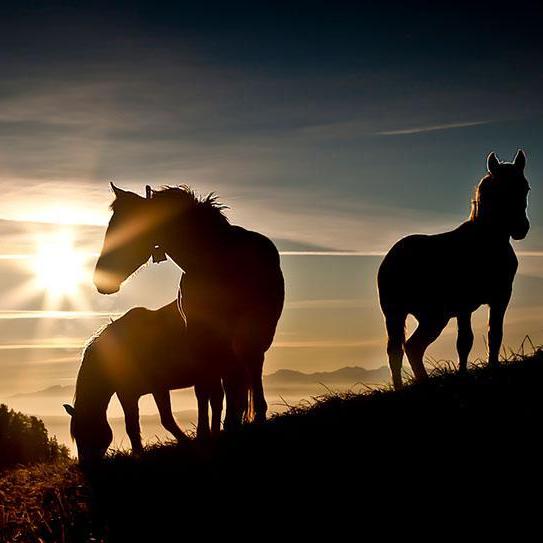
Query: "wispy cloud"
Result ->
[[376, 120, 490, 136], [280, 251, 385, 256], [285, 298, 373, 310], [0, 342, 82, 350], [0, 254, 33, 260], [0, 310, 119, 320], [272, 339, 382, 348]]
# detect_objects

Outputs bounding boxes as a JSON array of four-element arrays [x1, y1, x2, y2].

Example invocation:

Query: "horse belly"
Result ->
[[379, 236, 476, 319]]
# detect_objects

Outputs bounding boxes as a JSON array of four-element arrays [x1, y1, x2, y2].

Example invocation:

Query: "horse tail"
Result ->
[[244, 385, 255, 423], [242, 350, 267, 424]]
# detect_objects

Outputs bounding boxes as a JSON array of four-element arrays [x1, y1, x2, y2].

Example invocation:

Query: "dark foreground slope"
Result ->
[[3, 350, 543, 541]]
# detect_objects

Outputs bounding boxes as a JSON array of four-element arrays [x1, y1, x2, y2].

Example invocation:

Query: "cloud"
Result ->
[[376, 120, 491, 136], [0, 341, 83, 350], [0, 310, 119, 320], [227, 185, 462, 253], [285, 298, 373, 310], [272, 339, 382, 349]]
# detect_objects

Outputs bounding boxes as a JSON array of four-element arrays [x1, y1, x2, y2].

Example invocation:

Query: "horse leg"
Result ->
[[118, 393, 143, 455], [385, 312, 406, 390], [405, 317, 447, 382], [488, 299, 509, 367], [457, 312, 473, 373], [223, 366, 249, 432], [194, 382, 211, 439], [209, 379, 224, 435], [152, 389, 188, 443]]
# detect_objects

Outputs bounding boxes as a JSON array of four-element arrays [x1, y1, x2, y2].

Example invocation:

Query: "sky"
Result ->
[[1, 1, 543, 433]]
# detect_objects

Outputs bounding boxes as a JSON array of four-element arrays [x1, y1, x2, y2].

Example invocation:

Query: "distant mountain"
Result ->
[[264, 366, 389, 385], [10, 366, 390, 400], [10, 384, 75, 399], [42, 409, 198, 426]]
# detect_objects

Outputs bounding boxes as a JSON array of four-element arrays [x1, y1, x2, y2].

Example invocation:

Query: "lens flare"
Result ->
[[19, 229, 94, 312]]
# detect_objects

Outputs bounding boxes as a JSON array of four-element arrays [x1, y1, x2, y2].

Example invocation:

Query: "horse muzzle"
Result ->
[[96, 284, 120, 295], [93, 266, 121, 294], [511, 219, 530, 240], [77, 447, 107, 468]]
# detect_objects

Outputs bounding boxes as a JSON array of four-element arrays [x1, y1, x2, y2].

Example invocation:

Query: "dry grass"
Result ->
[[0, 460, 96, 543]]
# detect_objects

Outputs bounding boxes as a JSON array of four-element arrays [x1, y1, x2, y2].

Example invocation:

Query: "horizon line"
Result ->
[[3, 250, 543, 260]]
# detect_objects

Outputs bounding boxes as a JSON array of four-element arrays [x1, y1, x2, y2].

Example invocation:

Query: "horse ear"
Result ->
[[145, 185, 152, 199], [63, 404, 76, 417], [487, 152, 500, 175], [110, 182, 128, 198], [513, 149, 526, 171]]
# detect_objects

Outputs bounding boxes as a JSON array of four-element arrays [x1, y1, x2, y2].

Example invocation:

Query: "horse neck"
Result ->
[[75, 349, 113, 415], [159, 221, 231, 273], [470, 215, 511, 245], [73, 391, 112, 435]]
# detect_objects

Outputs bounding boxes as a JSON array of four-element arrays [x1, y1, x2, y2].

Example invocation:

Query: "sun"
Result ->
[[31, 230, 90, 306], [3, 226, 94, 313]]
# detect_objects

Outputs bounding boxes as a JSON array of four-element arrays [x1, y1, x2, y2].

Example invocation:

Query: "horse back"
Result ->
[[88, 303, 193, 394], [378, 222, 518, 318]]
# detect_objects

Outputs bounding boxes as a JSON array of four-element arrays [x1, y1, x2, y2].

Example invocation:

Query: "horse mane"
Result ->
[[70, 323, 112, 440], [470, 173, 492, 222], [151, 185, 230, 227]]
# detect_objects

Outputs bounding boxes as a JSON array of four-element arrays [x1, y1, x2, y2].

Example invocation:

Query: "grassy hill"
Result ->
[[2, 348, 543, 540]]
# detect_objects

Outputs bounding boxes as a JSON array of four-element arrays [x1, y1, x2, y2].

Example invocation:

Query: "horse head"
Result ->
[[94, 183, 229, 294], [473, 150, 530, 240], [94, 183, 165, 294], [64, 403, 113, 465]]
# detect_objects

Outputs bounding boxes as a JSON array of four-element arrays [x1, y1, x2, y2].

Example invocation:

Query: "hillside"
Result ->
[[8, 366, 391, 453], [2, 350, 542, 540]]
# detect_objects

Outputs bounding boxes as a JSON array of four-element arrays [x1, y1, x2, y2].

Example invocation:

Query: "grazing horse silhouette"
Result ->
[[93, 185, 284, 430], [64, 301, 223, 464], [378, 150, 530, 390]]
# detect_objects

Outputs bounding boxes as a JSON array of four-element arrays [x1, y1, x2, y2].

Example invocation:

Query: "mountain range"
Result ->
[[9, 365, 390, 399]]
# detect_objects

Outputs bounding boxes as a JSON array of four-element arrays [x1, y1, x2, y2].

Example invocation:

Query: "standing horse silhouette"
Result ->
[[378, 150, 530, 389], [64, 301, 223, 464], [93, 185, 284, 430]]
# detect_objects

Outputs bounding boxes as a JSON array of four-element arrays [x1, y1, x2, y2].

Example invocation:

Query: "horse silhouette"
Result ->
[[378, 150, 530, 389], [93, 185, 285, 431], [64, 301, 223, 464]]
